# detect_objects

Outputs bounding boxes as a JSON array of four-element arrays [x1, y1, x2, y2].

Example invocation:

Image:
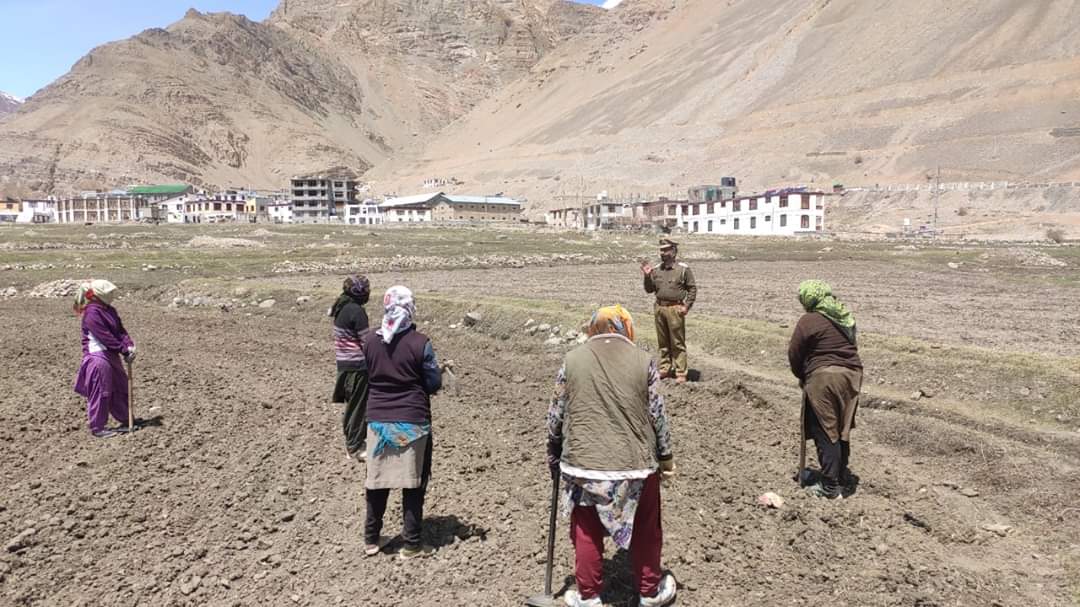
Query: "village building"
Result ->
[[17, 199, 57, 223], [687, 178, 737, 204], [0, 198, 20, 223], [290, 175, 357, 223], [344, 200, 384, 225], [545, 207, 582, 229], [128, 184, 194, 202], [380, 192, 522, 224], [158, 195, 191, 223], [678, 188, 828, 236], [267, 202, 294, 224], [183, 190, 257, 223], [56, 191, 154, 223], [243, 195, 275, 222]]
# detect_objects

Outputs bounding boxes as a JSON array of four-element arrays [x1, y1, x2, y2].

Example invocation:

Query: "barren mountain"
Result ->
[[373, 0, 1080, 208], [0, 92, 21, 119], [0, 1, 597, 195]]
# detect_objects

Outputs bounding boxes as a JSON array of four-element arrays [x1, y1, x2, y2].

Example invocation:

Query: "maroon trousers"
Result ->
[[570, 473, 663, 600]]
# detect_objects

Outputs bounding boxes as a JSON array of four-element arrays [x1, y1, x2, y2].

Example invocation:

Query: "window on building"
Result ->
[[801, 215, 810, 229], [720, 218, 726, 225], [692, 205, 700, 216], [733, 200, 741, 212], [815, 196, 823, 210], [780, 215, 787, 227], [801, 196, 810, 210], [681, 205, 689, 215], [707, 203, 715, 214], [750, 216, 756, 229], [734, 218, 740, 230], [779, 197, 789, 208], [214, 203, 221, 211], [693, 221, 699, 232], [707, 220, 714, 232], [765, 215, 771, 222], [749, 200, 758, 211]]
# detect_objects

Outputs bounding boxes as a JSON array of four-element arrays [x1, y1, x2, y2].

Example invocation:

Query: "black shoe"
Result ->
[[806, 481, 842, 499], [92, 429, 119, 439]]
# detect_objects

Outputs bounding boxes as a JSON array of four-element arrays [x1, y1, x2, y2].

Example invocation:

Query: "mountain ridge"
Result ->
[[0, 0, 599, 196]]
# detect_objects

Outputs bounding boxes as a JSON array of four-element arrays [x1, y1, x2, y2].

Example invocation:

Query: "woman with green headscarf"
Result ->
[[788, 280, 863, 499]]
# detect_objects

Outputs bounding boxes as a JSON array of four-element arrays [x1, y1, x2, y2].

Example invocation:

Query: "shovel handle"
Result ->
[[542, 473, 560, 595], [798, 393, 807, 485], [126, 360, 134, 432]]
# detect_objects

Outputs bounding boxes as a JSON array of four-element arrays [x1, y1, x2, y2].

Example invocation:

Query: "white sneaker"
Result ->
[[564, 590, 603, 607], [639, 574, 677, 607]]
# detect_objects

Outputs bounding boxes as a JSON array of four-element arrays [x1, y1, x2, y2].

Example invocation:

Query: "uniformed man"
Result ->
[[641, 239, 697, 383]]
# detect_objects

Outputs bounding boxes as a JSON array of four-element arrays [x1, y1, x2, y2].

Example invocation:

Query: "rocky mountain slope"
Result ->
[[372, 0, 1080, 208], [0, 1, 597, 195], [0, 92, 21, 119]]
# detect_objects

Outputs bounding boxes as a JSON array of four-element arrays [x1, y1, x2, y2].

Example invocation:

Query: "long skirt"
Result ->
[[802, 365, 862, 443], [74, 353, 129, 433]]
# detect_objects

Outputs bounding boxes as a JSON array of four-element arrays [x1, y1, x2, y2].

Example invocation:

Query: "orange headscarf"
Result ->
[[587, 304, 635, 342]]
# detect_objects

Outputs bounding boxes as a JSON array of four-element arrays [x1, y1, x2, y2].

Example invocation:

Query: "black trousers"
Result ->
[[364, 436, 433, 548], [807, 406, 850, 486]]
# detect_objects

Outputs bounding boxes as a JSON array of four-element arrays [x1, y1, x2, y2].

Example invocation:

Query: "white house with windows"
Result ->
[[267, 202, 294, 224], [677, 189, 827, 236], [344, 200, 384, 225]]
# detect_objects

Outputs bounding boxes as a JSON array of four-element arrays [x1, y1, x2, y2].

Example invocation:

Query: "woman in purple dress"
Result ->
[[73, 280, 137, 438]]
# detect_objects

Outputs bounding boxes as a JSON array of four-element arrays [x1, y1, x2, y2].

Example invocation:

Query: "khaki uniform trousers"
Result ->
[[654, 304, 687, 376]]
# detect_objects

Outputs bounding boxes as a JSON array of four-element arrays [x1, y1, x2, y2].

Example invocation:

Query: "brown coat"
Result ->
[[787, 312, 862, 383]]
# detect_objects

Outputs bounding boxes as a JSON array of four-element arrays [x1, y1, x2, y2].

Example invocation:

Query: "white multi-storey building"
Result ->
[[677, 189, 827, 236]]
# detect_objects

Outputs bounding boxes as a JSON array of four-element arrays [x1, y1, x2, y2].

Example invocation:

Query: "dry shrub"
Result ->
[[957, 207, 969, 217], [1046, 228, 1066, 244]]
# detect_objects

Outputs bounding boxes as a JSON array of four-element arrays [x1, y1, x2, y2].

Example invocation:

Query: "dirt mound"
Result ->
[[186, 236, 264, 249], [1004, 247, 1068, 267], [26, 279, 81, 298]]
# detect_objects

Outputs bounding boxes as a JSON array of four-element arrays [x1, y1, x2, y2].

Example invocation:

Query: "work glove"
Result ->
[[660, 458, 676, 484]]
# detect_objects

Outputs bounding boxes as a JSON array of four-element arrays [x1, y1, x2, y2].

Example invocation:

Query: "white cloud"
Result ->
[[601, 0, 624, 8]]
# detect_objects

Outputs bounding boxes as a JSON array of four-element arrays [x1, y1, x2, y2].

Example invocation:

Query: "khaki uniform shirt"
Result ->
[[644, 261, 697, 308]]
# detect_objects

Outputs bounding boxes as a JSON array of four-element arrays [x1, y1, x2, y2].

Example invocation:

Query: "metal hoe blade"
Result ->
[[524, 594, 557, 607]]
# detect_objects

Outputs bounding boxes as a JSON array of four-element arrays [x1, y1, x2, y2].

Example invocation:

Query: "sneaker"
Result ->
[[564, 590, 603, 607], [92, 429, 119, 439], [639, 573, 677, 607], [364, 536, 388, 557], [398, 545, 435, 560], [806, 481, 842, 499]]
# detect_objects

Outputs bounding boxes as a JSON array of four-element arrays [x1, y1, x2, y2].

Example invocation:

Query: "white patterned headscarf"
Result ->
[[378, 285, 415, 344]]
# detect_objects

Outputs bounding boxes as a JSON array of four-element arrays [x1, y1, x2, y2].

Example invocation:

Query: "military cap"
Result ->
[[659, 238, 678, 250]]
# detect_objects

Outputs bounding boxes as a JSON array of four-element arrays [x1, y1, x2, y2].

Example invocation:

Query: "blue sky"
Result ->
[[0, 0, 609, 99]]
